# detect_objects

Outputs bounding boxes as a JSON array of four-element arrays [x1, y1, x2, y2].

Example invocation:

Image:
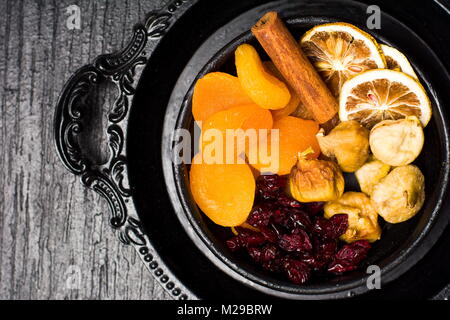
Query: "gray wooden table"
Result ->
[[0, 0, 172, 300]]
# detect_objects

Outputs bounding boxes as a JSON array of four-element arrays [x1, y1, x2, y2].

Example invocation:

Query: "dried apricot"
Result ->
[[247, 116, 320, 175], [190, 153, 255, 227], [201, 104, 273, 164], [235, 44, 291, 110], [263, 61, 301, 120], [192, 72, 254, 122]]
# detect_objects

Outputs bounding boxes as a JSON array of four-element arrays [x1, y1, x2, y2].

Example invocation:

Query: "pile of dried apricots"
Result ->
[[190, 43, 321, 227]]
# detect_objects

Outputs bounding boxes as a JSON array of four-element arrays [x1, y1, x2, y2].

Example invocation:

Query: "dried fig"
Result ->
[[317, 120, 370, 172], [324, 192, 381, 243], [371, 165, 425, 223], [289, 148, 345, 202], [369, 116, 424, 166], [355, 155, 391, 195]]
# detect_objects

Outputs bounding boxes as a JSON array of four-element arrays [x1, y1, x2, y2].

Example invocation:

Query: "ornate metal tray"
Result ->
[[54, 0, 450, 299]]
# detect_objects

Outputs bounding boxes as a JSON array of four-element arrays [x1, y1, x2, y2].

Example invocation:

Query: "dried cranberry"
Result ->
[[235, 228, 266, 247], [327, 259, 358, 274], [270, 207, 308, 231], [283, 259, 311, 284], [262, 258, 283, 273], [226, 237, 241, 252], [247, 203, 274, 227], [247, 247, 263, 263], [276, 193, 302, 208], [259, 226, 278, 243], [240, 233, 266, 247], [268, 223, 284, 238], [289, 210, 312, 232], [228, 180, 369, 285], [335, 240, 371, 264], [328, 240, 371, 274], [261, 244, 279, 262], [270, 207, 290, 227], [302, 255, 329, 271], [304, 202, 325, 216], [295, 237, 337, 272], [329, 214, 349, 238], [315, 238, 338, 260], [248, 245, 280, 267], [256, 174, 287, 200], [312, 214, 348, 239], [278, 229, 312, 252], [312, 216, 336, 239]]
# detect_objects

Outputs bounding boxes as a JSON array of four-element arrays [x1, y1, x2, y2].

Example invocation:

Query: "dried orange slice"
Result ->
[[300, 22, 386, 97], [339, 69, 431, 128], [380, 44, 418, 79]]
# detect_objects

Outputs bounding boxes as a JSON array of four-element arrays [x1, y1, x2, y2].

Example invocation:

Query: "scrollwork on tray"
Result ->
[[81, 172, 128, 228], [108, 56, 147, 123], [56, 67, 101, 175], [146, 12, 172, 39]]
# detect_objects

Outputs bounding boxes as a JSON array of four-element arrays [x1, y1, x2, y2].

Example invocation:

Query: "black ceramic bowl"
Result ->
[[160, 0, 450, 299]]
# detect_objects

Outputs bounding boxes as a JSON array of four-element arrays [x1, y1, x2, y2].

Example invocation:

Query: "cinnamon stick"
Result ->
[[252, 12, 338, 124]]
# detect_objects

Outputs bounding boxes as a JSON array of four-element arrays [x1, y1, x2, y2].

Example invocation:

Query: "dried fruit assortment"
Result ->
[[189, 12, 430, 285], [225, 174, 370, 283]]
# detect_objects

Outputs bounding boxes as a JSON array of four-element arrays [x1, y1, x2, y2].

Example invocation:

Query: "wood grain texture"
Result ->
[[0, 0, 172, 300]]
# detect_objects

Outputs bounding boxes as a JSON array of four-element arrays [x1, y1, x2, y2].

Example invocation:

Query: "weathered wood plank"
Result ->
[[0, 0, 171, 300]]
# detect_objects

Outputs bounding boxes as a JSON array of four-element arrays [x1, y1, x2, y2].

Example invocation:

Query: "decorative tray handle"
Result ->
[[54, 0, 197, 300]]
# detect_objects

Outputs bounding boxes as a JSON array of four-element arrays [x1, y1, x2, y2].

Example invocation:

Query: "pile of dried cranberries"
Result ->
[[226, 174, 371, 284]]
